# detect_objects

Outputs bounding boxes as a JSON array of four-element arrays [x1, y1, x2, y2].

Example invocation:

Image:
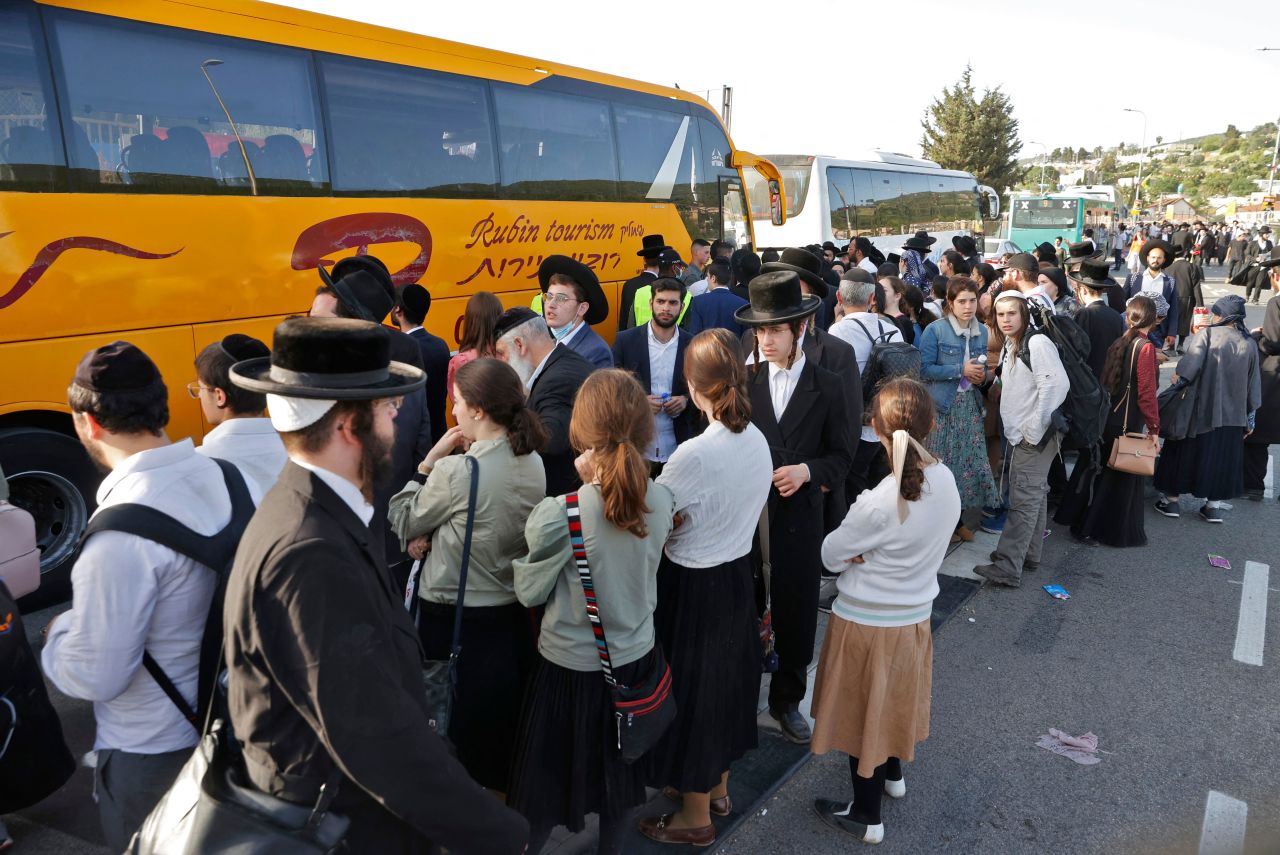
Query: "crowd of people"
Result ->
[[3, 220, 1279, 854]]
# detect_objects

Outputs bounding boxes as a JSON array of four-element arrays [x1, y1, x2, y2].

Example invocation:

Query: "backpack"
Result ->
[[853, 317, 921, 403], [78, 457, 254, 730], [1018, 304, 1110, 453]]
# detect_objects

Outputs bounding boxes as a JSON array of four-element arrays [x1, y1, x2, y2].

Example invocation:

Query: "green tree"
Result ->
[[1221, 137, 1240, 154], [920, 65, 1022, 191], [1155, 135, 1163, 146], [1229, 176, 1258, 196], [1225, 124, 1240, 140], [1075, 147, 1089, 160]]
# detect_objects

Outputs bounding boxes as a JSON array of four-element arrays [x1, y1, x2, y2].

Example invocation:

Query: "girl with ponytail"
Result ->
[[510, 370, 676, 855], [386, 357, 546, 794], [810, 378, 960, 845], [638, 329, 774, 846]]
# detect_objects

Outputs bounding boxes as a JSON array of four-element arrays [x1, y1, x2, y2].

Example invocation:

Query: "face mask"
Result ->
[[552, 320, 578, 342]]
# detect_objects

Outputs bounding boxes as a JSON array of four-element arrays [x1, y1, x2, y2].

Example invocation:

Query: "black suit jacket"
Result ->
[[748, 360, 852, 551], [378, 328, 430, 566], [408, 327, 452, 445], [618, 271, 657, 331], [1074, 300, 1124, 381], [224, 462, 528, 854], [528, 344, 598, 496], [611, 324, 695, 445]]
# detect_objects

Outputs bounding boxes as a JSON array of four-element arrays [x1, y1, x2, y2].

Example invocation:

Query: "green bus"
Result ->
[[1008, 189, 1116, 252]]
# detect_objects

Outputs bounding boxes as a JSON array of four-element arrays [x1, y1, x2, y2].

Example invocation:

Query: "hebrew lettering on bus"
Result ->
[[455, 251, 622, 286], [0, 232, 182, 310]]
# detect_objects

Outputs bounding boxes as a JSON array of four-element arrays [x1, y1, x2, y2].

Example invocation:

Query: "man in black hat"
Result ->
[[1170, 222, 1193, 259], [1243, 226, 1275, 305], [735, 272, 852, 744], [821, 241, 837, 264], [1066, 260, 1124, 381], [627, 247, 691, 329], [1164, 244, 1205, 351], [538, 254, 613, 368], [494, 306, 597, 496], [391, 282, 451, 445], [311, 256, 430, 578], [224, 318, 528, 854], [1123, 239, 1179, 348], [193, 333, 287, 496], [729, 248, 761, 302], [43, 341, 260, 850], [952, 234, 981, 271], [902, 231, 939, 279], [619, 234, 669, 331]]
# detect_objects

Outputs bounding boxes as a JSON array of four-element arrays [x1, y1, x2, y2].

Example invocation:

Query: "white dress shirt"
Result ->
[[525, 345, 558, 391], [657, 420, 773, 567], [293, 459, 374, 525], [42, 440, 258, 754], [858, 257, 879, 276], [767, 353, 806, 422], [197, 417, 287, 498], [647, 324, 680, 462]]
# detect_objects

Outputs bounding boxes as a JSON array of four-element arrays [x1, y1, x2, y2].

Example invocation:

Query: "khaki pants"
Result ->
[[992, 433, 1060, 580]]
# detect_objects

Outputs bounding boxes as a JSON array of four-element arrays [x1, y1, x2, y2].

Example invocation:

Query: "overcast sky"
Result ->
[[277, 0, 1272, 161]]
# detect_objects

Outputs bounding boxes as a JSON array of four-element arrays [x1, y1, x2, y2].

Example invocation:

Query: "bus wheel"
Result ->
[[0, 427, 100, 607]]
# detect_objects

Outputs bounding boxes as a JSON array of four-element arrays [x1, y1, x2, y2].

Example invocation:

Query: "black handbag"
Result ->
[[128, 720, 348, 854], [1158, 329, 1207, 441], [408, 456, 480, 739], [565, 492, 676, 764]]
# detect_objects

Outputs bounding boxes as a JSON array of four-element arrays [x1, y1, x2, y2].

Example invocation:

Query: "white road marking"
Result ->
[[1199, 790, 1248, 855], [1232, 562, 1270, 667]]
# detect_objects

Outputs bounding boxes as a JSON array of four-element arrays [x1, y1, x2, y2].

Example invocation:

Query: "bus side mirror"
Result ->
[[769, 179, 783, 226]]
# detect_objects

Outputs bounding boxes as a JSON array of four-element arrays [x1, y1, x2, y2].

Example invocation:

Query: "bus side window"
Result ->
[[872, 171, 904, 235], [615, 104, 697, 238], [48, 10, 327, 195], [0, 6, 65, 191], [826, 166, 855, 242], [492, 85, 618, 202], [321, 56, 497, 198], [849, 168, 874, 235]]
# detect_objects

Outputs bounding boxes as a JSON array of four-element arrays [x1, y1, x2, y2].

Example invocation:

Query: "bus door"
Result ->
[[718, 176, 751, 249]]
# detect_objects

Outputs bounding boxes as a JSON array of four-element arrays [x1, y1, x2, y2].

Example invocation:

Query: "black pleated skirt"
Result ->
[[1154, 425, 1245, 501], [1054, 430, 1149, 547], [417, 600, 535, 791], [645, 553, 761, 793], [507, 648, 657, 831]]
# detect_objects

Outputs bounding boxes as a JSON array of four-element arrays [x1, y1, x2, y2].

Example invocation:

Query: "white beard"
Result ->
[[507, 351, 534, 387]]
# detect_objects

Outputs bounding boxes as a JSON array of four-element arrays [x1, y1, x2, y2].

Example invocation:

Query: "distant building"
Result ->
[[1144, 195, 1198, 221]]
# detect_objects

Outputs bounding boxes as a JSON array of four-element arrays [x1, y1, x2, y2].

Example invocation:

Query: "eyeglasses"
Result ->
[[185, 381, 208, 399], [379, 397, 405, 414], [544, 292, 579, 306]]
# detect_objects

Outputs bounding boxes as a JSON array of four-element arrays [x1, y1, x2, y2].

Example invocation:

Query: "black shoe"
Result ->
[[1069, 531, 1099, 547], [1199, 504, 1224, 524], [770, 706, 812, 744], [1154, 498, 1180, 518], [813, 799, 884, 843], [1246, 490, 1264, 502], [818, 592, 837, 614]]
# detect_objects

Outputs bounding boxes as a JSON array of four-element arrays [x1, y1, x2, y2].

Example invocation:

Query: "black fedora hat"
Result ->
[[1063, 240, 1104, 268], [637, 234, 671, 258], [538, 254, 609, 325], [1139, 239, 1175, 270], [952, 234, 978, 255], [231, 317, 425, 401], [762, 247, 828, 297], [1066, 259, 1118, 289], [902, 230, 936, 251], [318, 265, 394, 323], [734, 270, 822, 327]]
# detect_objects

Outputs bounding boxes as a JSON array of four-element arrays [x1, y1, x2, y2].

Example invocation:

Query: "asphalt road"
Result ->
[[9, 268, 1279, 855]]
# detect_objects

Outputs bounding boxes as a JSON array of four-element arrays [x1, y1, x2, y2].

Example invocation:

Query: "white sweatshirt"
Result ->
[[999, 335, 1069, 446]]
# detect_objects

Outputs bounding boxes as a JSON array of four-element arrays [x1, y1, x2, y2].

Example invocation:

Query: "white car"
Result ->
[[983, 238, 1022, 265]]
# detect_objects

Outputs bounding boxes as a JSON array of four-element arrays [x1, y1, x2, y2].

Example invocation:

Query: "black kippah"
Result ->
[[493, 306, 541, 339], [219, 333, 270, 362], [72, 341, 162, 392]]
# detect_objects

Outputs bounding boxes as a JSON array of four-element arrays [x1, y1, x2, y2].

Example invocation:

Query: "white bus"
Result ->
[[745, 152, 1000, 260]]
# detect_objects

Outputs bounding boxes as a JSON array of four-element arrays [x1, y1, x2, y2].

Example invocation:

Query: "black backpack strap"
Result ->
[[141, 653, 198, 726]]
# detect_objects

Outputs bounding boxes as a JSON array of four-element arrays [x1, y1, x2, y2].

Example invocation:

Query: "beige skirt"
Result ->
[[810, 615, 933, 777]]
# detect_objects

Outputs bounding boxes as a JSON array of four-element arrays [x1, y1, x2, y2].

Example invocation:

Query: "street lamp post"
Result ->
[[1028, 141, 1048, 193], [1123, 108, 1147, 217]]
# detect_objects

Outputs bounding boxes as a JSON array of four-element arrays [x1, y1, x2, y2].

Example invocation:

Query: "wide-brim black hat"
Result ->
[[231, 317, 425, 400], [1139, 239, 1175, 269], [1066, 261, 1119, 289], [761, 247, 828, 297], [952, 235, 977, 255], [637, 233, 671, 257], [538, 254, 608, 325], [1063, 240, 1104, 268], [318, 265, 394, 323], [734, 270, 822, 327], [902, 231, 936, 251]]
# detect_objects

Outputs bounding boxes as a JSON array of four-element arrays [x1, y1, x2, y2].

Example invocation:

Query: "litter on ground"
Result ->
[[1043, 584, 1070, 600], [1036, 729, 1101, 765]]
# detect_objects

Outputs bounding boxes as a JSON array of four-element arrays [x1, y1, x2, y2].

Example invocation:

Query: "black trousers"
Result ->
[[1244, 443, 1271, 493], [764, 492, 824, 711], [1246, 269, 1270, 303]]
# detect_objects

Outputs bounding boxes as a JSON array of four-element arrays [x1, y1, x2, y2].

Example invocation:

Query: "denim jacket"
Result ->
[[918, 315, 988, 414]]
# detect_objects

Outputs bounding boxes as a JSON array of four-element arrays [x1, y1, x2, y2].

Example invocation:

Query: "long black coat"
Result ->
[[1165, 258, 1204, 337], [1250, 296, 1280, 445], [224, 462, 529, 854], [1074, 300, 1124, 381], [377, 328, 430, 566], [527, 344, 597, 496]]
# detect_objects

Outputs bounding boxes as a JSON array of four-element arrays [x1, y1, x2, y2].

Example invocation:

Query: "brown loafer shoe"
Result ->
[[955, 525, 975, 542], [659, 787, 732, 817], [638, 814, 716, 847]]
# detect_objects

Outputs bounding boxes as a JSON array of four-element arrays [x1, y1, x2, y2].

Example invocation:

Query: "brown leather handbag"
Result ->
[[1108, 339, 1160, 476]]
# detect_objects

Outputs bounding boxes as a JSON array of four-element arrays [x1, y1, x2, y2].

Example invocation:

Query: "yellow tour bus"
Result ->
[[0, 0, 785, 594]]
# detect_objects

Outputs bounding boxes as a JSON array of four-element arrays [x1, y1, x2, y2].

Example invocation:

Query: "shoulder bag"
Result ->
[[565, 492, 676, 764], [417, 456, 480, 739], [1107, 339, 1161, 476]]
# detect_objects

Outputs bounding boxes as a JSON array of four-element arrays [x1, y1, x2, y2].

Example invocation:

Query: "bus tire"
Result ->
[[0, 427, 100, 609]]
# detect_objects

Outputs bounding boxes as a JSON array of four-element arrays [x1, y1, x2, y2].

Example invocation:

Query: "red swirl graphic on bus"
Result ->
[[290, 213, 432, 285], [0, 233, 182, 310]]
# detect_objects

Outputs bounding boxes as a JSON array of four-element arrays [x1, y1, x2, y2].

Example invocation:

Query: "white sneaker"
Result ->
[[884, 776, 906, 799]]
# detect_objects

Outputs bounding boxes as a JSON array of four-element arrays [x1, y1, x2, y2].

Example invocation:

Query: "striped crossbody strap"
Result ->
[[565, 493, 617, 688]]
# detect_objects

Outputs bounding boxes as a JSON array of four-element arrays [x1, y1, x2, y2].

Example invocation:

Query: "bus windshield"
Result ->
[[1011, 198, 1079, 230]]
